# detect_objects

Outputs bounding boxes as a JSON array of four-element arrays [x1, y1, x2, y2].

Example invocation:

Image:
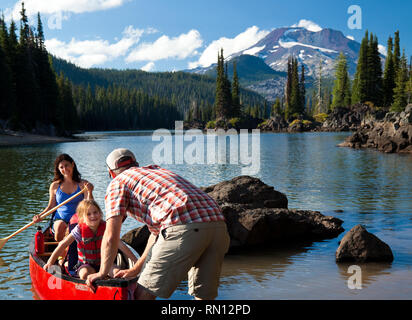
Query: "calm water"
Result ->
[[0, 131, 411, 300]]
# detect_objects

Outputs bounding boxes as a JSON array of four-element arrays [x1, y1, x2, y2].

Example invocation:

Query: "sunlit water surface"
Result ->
[[0, 131, 411, 300]]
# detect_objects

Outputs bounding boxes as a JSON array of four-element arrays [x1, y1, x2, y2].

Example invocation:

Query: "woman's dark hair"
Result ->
[[53, 154, 81, 183]]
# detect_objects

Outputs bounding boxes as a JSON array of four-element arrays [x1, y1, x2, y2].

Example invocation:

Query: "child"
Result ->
[[43, 199, 137, 280], [33, 154, 94, 275]]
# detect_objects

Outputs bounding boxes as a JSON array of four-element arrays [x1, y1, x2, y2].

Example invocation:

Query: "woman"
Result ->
[[33, 153, 94, 241]]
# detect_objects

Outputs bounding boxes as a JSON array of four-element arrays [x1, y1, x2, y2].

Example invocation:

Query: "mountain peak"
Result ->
[[228, 26, 360, 77]]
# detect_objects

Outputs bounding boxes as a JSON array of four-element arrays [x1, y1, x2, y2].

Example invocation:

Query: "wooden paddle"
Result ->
[[0, 187, 86, 252]]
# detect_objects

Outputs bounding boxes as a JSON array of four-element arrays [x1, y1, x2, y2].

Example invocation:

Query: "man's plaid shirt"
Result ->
[[105, 165, 225, 236]]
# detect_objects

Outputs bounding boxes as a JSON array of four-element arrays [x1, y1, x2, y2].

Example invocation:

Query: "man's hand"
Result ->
[[86, 272, 104, 293], [113, 259, 143, 279], [113, 268, 138, 279]]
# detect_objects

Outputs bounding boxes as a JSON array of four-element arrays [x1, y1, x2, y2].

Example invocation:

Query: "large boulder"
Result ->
[[220, 205, 344, 249], [335, 225, 394, 262], [200, 176, 288, 209], [121, 225, 151, 256], [122, 176, 344, 253]]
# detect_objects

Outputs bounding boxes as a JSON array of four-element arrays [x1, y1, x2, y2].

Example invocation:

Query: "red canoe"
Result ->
[[29, 228, 138, 300]]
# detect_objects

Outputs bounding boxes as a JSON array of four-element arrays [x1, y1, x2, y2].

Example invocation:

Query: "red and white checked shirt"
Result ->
[[105, 165, 225, 236]]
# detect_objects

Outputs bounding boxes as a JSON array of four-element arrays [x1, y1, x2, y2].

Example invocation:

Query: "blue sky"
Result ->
[[2, 0, 411, 71]]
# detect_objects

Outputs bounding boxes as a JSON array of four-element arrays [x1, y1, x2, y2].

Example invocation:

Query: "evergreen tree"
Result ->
[[0, 12, 8, 50], [393, 30, 401, 75], [367, 33, 383, 105], [332, 52, 351, 109], [214, 50, 225, 118], [272, 97, 282, 117], [223, 61, 232, 115], [0, 39, 12, 119], [36, 12, 45, 50], [231, 60, 240, 117], [285, 56, 304, 119], [284, 57, 292, 116], [407, 57, 412, 105], [299, 64, 306, 113], [383, 36, 396, 107], [391, 52, 409, 112], [352, 31, 369, 104], [315, 58, 324, 114], [214, 49, 232, 119]]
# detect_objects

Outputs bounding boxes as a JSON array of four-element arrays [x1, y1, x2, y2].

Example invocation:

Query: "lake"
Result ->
[[0, 130, 411, 300]]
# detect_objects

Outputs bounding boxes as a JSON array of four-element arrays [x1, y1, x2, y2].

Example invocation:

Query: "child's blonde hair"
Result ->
[[76, 199, 103, 224]]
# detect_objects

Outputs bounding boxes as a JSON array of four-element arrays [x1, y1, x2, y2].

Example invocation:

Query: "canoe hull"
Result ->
[[29, 238, 137, 300]]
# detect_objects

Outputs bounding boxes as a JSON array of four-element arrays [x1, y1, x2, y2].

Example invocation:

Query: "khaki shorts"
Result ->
[[137, 221, 230, 299]]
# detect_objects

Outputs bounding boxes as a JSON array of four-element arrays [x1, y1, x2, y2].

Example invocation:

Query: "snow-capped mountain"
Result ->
[[186, 25, 364, 101], [228, 27, 361, 77]]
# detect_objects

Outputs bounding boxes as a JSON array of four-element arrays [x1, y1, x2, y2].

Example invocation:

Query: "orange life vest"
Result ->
[[77, 221, 106, 266]]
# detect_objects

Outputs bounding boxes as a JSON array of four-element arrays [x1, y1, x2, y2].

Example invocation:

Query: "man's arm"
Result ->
[[86, 215, 123, 290]]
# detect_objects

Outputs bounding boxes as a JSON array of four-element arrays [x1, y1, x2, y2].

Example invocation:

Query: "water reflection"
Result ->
[[221, 244, 311, 285], [0, 131, 412, 299], [336, 262, 393, 289]]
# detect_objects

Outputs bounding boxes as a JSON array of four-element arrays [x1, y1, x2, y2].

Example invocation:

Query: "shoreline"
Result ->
[[0, 131, 81, 147]]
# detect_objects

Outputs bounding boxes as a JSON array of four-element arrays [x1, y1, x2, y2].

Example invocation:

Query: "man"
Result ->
[[86, 148, 230, 300]]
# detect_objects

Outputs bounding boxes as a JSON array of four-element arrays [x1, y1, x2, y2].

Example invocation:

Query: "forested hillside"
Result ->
[[51, 56, 269, 122]]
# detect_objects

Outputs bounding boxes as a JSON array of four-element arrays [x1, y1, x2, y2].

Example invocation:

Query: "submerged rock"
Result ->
[[335, 225, 394, 263], [122, 176, 344, 253]]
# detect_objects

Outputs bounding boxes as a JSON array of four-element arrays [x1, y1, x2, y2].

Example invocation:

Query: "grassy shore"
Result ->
[[0, 131, 79, 147]]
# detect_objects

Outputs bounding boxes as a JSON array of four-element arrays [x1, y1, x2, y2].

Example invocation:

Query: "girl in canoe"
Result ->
[[32, 154, 94, 275], [32, 153, 94, 241], [43, 199, 137, 280]]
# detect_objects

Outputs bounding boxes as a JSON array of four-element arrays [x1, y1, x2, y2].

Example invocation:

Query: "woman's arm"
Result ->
[[33, 182, 58, 223], [43, 234, 75, 271]]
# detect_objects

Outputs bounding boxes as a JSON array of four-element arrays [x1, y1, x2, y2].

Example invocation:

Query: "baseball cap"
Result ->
[[106, 148, 138, 170]]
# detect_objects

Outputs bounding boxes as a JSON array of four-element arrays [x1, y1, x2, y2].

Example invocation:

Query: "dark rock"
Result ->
[[183, 120, 206, 130], [221, 205, 344, 249], [200, 175, 288, 209], [122, 176, 344, 253], [339, 108, 412, 153], [121, 225, 151, 256], [335, 225, 394, 263], [258, 115, 288, 132], [322, 104, 387, 132], [287, 119, 322, 133]]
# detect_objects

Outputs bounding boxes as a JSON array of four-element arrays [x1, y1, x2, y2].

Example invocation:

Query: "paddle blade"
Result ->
[[0, 238, 7, 252]]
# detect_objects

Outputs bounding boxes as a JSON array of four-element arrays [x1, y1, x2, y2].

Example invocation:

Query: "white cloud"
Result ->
[[378, 44, 387, 57], [188, 26, 270, 69], [6, 0, 129, 20], [346, 35, 355, 41], [45, 25, 144, 68], [291, 19, 322, 32], [126, 29, 203, 63], [141, 62, 155, 72]]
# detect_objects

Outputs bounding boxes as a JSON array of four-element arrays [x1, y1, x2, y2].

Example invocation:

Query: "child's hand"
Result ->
[[43, 262, 52, 271], [33, 214, 41, 223]]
